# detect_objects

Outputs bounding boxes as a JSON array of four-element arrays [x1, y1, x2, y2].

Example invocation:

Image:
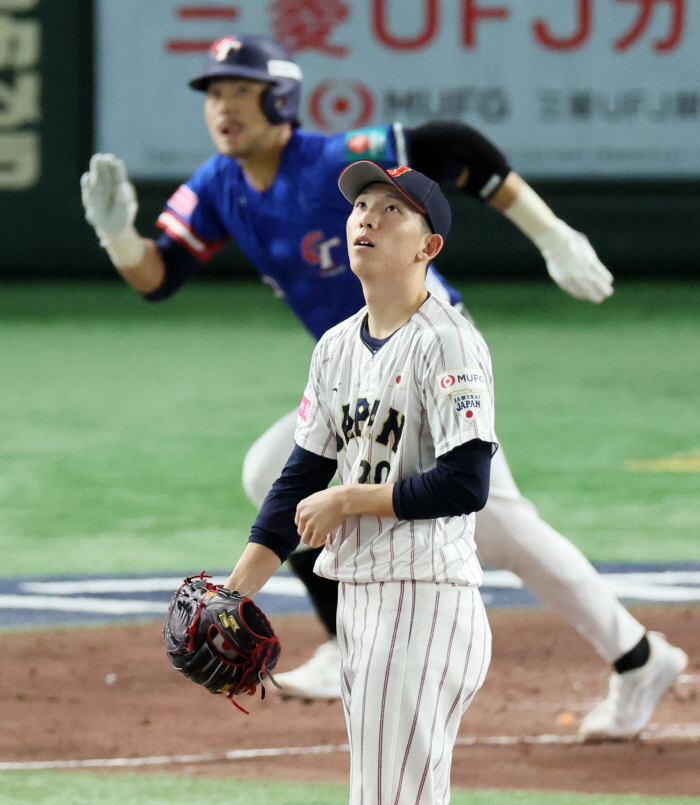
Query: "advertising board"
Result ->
[[96, 0, 700, 179]]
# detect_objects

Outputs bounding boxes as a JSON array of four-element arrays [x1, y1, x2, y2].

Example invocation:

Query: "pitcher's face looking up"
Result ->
[[346, 183, 435, 280]]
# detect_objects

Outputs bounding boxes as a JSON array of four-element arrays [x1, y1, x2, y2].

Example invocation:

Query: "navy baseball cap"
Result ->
[[189, 34, 302, 91], [338, 161, 451, 239]]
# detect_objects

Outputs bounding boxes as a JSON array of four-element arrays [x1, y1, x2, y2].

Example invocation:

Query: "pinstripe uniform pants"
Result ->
[[337, 580, 491, 805]]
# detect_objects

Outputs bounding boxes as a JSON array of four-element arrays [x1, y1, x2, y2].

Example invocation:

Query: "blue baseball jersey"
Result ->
[[157, 124, 461, 340]]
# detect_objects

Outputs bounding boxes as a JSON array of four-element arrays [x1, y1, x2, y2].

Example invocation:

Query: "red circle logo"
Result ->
[[440, 375, 455, 389], [466, 410, 473, 418], [309, 81, 375, 133], [395, 375, 402, 384]]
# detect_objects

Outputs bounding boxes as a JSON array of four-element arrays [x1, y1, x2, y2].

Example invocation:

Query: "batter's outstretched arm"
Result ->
[[405, 122, 613, 303]]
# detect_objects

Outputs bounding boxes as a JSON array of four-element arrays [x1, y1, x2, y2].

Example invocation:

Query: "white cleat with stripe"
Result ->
[[274, 639, 342, 702], [579, 632, 688, 742]]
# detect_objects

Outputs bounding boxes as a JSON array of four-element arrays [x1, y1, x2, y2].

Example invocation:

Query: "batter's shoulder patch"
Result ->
[[167, 184, 199, 222], [344, 127, 389, 162], [436, 367, 488, 397]]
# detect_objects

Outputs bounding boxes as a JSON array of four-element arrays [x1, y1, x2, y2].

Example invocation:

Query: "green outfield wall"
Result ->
[[0, 0, 698, 280], [0, 0, 99, 277]]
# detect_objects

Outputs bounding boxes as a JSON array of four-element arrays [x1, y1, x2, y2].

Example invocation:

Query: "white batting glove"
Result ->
[[81, 153, 145, 268], [535, 220, 614, 303]]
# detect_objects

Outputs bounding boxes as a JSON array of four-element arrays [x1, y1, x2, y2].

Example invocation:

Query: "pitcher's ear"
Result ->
[[417, 233, 444, 262]]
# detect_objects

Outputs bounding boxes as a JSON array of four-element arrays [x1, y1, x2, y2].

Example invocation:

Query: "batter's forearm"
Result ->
[[225, 543, 281, 598], [488, 170, 522, 213], [489, 172, 558, 240], [115, 238, 166, 294]]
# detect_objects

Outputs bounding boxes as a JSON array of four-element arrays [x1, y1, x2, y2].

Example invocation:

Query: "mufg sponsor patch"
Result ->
[[436, 367, 487, 397]]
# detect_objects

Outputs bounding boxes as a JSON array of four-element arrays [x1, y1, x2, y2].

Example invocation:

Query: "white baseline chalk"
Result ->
[[1, 726, 698, 771]]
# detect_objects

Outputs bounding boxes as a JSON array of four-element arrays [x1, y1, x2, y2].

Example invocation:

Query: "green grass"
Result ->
[[0, 772, 697, 805], [469, 282, 700, 563], [0, 281, 699, 576]]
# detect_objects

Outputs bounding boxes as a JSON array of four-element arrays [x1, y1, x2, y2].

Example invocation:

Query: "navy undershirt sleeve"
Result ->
[[143, 234, 201, 302], [393, 438, 495, 521], [249, 444, 338, 563], [406, 121, 511, 201]]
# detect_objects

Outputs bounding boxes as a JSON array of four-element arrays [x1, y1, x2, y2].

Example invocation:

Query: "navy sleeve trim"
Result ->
[[406, 121, 511, 201], [392, 438, 495, 521], [249, 444, 337, 563], [143, 233, 201, 303]]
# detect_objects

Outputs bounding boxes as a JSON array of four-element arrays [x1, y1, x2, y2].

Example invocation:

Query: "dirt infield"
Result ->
[[1, 606, 698, 796]]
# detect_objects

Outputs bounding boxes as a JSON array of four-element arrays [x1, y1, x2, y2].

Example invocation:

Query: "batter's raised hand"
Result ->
[[535, 219, 614, 303], [80, 153, 146, 269], [81, 153, 138, 241]]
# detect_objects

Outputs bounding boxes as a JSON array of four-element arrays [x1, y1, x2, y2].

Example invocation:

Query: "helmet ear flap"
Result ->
[[261, 79, 301, 126]]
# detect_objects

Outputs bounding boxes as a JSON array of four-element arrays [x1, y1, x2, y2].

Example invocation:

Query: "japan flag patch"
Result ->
[[390, 371, 408, 390]]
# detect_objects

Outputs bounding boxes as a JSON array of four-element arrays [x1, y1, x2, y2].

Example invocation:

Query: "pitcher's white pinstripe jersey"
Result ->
[[294, 294, 497, 585]]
